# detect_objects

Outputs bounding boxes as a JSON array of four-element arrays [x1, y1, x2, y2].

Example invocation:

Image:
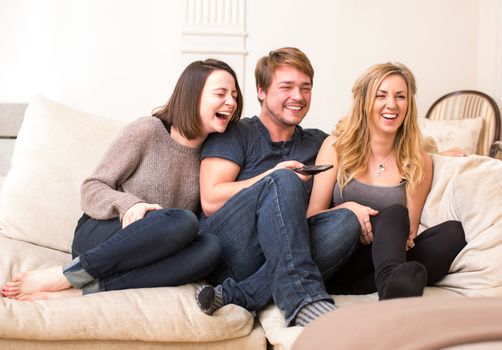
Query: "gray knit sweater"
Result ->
[[81, 117, 202, 220]]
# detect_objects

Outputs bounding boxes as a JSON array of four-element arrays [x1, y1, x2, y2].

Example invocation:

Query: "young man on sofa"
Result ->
[[195, 47, 361, 327]]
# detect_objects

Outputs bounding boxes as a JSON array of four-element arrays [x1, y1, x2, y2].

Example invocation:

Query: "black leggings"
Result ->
[[325, 204, 466, 295]]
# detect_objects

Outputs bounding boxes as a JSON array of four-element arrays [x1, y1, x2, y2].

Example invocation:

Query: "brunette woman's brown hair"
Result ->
[[153, 59, 243, 139]]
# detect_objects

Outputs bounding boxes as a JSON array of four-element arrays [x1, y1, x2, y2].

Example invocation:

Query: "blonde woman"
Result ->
[[307, 63, 466, 299]]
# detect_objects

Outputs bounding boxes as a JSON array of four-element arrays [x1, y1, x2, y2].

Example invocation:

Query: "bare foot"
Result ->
[[2, 266, 72, 299], [18, 288, 83, 301]]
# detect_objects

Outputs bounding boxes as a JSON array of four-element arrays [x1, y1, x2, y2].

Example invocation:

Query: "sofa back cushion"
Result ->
[[0, 95, 125, 252], [420, 154, 502, 296]]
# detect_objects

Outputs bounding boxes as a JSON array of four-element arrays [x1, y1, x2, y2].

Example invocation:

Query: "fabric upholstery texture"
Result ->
[[418, 117, 484, 155], [420, 154, 502, 296], [425, 93, 499, 156], [0, 95, 125, 252], [0, 237, 257, 343]]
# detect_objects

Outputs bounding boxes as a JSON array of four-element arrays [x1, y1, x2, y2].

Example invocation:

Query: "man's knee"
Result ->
[[310, 209, 360, 277], [332, 208, 360, 240], [310, 208, 360, 247], [265, 169, 306, 194]]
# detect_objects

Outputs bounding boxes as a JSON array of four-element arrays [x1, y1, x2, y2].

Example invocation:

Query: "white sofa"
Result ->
[[1, 95, 502, 349], [0, 95, 265, 349]]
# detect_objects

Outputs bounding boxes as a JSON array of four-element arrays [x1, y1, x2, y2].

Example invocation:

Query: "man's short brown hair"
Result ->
[[254, 47, 314, 104]]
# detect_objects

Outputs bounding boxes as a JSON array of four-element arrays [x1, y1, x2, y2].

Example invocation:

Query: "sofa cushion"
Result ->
[[0, 95, 125, 252], [0, 235, 260, 345], [418, 117, 484, 155], [420, 154, 502, 296]]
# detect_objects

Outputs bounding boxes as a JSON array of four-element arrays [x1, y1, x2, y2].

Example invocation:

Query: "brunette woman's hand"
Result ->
[[122, 202, 162, 228], [337, 201, 379, 245]]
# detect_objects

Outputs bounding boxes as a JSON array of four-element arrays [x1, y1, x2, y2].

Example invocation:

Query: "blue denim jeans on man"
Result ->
[[200, 169, 359, 324]]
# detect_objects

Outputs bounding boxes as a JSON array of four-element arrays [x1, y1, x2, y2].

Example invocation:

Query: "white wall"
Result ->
[[0, 0, 186, 122], [1, 0, 501, 133], [477, 0, 502, 109], [246, 0, 488, 131]]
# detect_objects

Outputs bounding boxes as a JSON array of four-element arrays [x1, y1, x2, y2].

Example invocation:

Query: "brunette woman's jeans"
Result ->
[[68, 208, 221, 293], [199, 169, 360, 325]]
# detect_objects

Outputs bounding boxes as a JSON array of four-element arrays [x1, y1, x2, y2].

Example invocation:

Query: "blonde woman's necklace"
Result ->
[[376, 151, 394, 176]]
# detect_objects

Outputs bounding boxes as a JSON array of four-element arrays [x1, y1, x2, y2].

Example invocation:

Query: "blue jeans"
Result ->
[[70, 208, 221, 293], [199, 169, 359, 324]]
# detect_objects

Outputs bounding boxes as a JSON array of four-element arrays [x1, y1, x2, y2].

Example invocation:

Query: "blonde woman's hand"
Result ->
[[406, 231, 417, 250], [122, 202, 162, 228], [338, 201, 379, 245]]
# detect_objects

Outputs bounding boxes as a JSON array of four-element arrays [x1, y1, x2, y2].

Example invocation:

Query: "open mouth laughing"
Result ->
[[215, 111, 231, 119], [382, 113, 398, 120], [285, 105, 303, 112]]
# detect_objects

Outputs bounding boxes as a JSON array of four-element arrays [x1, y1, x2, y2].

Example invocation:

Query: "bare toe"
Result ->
[[5, 281, 21, 287], [2, 287, 21, 298], [2, 282, 21, 297]]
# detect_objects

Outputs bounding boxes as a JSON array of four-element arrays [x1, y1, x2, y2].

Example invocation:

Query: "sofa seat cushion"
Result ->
[[0, 235, 258, 344], [259, 287, 460, 350]]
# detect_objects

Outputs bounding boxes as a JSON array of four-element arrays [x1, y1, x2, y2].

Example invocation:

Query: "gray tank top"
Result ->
[[332, 179, 406, 211]]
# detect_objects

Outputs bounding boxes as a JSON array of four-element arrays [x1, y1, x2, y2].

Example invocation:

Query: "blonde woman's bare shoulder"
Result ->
[[420, 149, 432, 162], [316, 134, 339, 163], [323, 134, 338, 147], [420, 150, 433, 172]]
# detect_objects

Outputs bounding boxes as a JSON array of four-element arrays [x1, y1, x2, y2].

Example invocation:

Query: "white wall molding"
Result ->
[[185, 0, 245, 27], [181, 0, 248, 94], [181, 49, 248, 55], [183, 31, 248, 37]]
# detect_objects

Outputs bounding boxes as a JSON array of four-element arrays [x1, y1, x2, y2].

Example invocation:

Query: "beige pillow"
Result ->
[[418, 117, 484, 155], [0, 95, 124, 252]]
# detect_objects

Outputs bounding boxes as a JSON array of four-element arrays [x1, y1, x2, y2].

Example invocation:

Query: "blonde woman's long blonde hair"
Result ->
[[335, 62, 424, 192]]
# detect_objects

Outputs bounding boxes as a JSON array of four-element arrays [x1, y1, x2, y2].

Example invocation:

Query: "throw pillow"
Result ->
[[0, 95, 125, 252], [417, 117, 484, 155]]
